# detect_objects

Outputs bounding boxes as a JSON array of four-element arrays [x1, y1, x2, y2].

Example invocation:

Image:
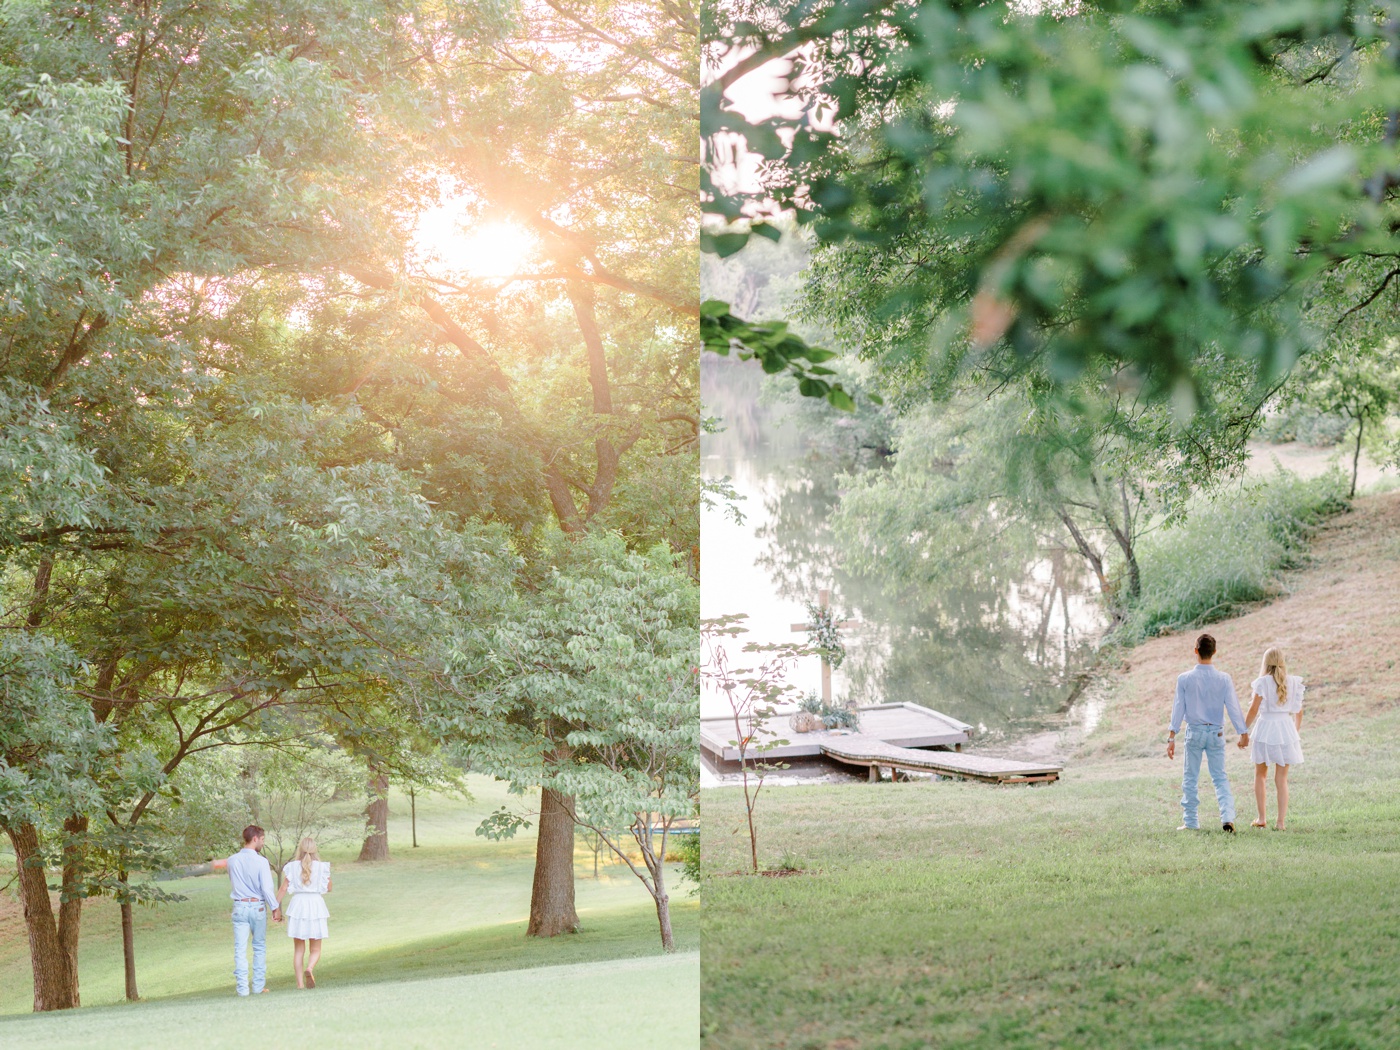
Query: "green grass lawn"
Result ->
[[0, 778, 698, 1047], [700, 712, 1400, 1049], [0, 952, 698, 1050]]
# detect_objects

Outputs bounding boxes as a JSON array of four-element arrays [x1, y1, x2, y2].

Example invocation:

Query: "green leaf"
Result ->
[[701, 232, 750, 258], [827, 388, 856, 412]]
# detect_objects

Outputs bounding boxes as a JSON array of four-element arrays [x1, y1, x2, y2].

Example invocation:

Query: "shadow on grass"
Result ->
[[149, 898, 698, 1005]]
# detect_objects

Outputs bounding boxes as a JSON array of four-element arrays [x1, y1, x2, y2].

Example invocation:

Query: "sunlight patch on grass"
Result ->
[[0, 782, 696, 1017], [0, 953, 699, 1050]]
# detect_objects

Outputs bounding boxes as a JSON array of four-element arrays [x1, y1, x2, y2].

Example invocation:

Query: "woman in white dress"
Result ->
[[1237, 646, 1304, 830], [276, 837, 332, 988]]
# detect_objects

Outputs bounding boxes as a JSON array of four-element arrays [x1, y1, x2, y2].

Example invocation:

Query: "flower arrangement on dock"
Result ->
[[802, 599, 847, 668], [790, 692, 860, 733]]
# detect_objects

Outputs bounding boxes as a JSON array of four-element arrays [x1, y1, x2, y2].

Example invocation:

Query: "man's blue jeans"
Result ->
[[1181, 723, 1235, 828], [232, 901, 268, 995]]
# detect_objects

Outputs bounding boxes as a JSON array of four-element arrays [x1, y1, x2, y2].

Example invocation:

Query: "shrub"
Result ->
[[1257, 407, 1351, 447], [1115, 470, 1349, 646], [795, 690, 861, 730], [676, 832, 701, 889], [777, 848, 806, 872], [821, 705, 860, 730]]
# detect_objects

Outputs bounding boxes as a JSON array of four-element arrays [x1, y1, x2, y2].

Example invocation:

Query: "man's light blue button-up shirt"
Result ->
[[1170, 663, 1247, 734], [227, 848, 278, 910]]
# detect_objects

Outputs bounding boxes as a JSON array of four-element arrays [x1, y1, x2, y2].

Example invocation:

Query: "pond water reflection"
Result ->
[[700, 357, 1108, 741]]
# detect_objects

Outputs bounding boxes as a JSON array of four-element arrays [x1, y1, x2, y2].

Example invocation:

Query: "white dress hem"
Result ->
[[1249, 676, 1305, 767], [282, 860, 330, 940]]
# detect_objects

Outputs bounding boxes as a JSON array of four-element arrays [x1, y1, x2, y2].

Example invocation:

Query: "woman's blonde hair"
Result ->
[[1261, 647, 1288, 705], [294, 837, 320, 887]]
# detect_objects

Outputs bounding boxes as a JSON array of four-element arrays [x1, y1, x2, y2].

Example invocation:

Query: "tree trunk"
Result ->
[[1122, 544, 1142, 600], [4, 822, 80, 1011], [527, 788, 579, 937], [631, 820, 677, 952], [650, 846, 675, 953], [1113, 478, 1142, 600], [653, 885, 675, 953], [1351, 413, 1364, 498], [57, 814, 86, 981], [1055, 508, 1107, 591], [567, 281, 614, 415], [119, 870, 139, 1001], [357, 769, 390, 862], [542, 467, 586, 533], [26, 555, 53, 628], [1104, 519, 1141, 601]]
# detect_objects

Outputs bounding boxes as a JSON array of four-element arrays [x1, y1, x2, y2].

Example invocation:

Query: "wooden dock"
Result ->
[[699, 702, 972, 763], [819, 735, 1061, 785], [700, 702, 1062, 785]]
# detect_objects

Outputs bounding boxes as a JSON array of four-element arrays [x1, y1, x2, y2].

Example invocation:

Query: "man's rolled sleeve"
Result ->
[[259, 860, 278, 911], [1224, 677, 1248, 735]]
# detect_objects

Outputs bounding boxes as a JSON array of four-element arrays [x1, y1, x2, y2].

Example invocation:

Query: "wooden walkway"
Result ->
[[819, 735, 1062, 785], [700, 702, 972, 763]]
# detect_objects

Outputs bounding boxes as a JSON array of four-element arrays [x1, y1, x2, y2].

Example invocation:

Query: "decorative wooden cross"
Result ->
[[790, 588, 860, 706]]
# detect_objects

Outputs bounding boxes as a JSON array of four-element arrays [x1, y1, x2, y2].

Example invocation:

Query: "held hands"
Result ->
[[272, 908, 283, 923], [1166, 731, 1252, 756]]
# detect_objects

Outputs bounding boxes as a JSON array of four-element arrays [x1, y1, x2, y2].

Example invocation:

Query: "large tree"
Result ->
[[332, 0, 701, 935], [5, 359, 513, 1008], [0, 633, 131, 1012], [441, 532, 698, 950], [829, 367, 1269, 627], [1278, 339, 1400, 496]]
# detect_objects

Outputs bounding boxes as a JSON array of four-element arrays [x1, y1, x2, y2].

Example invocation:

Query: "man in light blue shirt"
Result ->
[[227, 824, 282, 995], [1166, 633, 1249, 832]]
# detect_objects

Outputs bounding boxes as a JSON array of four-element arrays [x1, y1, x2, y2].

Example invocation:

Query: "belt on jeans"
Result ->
[[235, 898, 263, 903]]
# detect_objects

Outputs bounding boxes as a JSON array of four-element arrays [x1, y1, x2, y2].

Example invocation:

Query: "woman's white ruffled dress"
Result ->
[[1249, 674, 1305, 767], [282, 859, 330, 939]]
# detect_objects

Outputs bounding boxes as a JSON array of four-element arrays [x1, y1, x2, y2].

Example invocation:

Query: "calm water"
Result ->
[[700, 357, 1108, 739]]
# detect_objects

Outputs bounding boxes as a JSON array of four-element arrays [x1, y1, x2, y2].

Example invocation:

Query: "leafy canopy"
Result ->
[[703, 0, 1400, 407]]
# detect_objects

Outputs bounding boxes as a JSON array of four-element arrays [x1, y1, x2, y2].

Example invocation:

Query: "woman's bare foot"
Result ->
[[1251, 820, 1267, 828], [305, 970, 316, 989], [1274, 824, 1286, 831]]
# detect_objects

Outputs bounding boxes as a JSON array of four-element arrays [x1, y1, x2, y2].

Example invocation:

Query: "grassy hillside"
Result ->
[[700, 492, 1400, 1049], [0, 779, 698, 1046]]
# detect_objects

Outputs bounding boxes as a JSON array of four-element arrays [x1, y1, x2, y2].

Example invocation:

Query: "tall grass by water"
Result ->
[[1115, 471, 1349, 645]]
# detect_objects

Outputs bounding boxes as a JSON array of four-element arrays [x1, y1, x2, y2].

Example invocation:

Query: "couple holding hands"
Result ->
[[227, 825, 334, 996], [1166, 633, 1305, 832]]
